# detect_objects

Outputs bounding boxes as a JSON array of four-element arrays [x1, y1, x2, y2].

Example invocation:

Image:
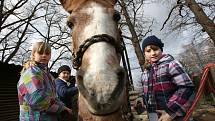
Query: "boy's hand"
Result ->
[[156, 110, 172, 121], [64, 107, 73, 115]]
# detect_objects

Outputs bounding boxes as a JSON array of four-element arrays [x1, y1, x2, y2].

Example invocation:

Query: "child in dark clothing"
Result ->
[[134, 35, 195, 121], [55, 65, 78, 121]]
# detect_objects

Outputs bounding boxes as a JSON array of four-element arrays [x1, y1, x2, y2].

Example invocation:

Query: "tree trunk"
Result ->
[[185, 0, 215, 46], [119, 0, 145, 71]]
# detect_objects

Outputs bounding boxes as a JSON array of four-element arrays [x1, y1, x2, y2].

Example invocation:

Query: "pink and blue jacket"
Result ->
[[17, 64, 65, 121]]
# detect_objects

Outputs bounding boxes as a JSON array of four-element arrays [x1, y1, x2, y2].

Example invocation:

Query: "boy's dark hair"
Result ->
[[58, 65, 71, 75]]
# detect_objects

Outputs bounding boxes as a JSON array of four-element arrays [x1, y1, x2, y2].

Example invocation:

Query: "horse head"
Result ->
[[60, 0, 126, 116]]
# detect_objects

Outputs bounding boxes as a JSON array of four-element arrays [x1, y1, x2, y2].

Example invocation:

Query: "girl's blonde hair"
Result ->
[[21, 42, 51, 73], [31, 42, 51, 59]]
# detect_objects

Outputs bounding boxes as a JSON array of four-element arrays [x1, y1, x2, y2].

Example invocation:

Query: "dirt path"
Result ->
[[193, 108, 215, 121]]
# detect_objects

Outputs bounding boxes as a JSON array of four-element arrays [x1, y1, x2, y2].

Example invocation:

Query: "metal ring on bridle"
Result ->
[[72, 34, 123, 70]]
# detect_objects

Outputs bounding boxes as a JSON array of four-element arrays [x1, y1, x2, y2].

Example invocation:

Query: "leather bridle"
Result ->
[[72, 34, 123, 69]]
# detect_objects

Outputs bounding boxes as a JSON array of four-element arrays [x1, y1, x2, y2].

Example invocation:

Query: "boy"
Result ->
[[55, 65, 78, 121]]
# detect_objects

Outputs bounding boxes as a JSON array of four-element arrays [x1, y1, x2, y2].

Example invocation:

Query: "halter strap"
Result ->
[[72, 34, 123, 69]]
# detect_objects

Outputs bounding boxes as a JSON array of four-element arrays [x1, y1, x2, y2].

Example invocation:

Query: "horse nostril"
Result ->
[[76, 74, 83, 82], [76, 69, 85, 86], [89, 90, 96, 97], [116, 68, 125, 81]]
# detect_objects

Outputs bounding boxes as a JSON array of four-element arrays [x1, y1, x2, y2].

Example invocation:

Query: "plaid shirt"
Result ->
[[17, 64, 65, 121], [135, 54, 195, 119]]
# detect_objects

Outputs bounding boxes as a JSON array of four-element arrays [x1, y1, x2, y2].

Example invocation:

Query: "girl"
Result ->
[[135, 35, 195, 121], [17, 41, 72, 121]]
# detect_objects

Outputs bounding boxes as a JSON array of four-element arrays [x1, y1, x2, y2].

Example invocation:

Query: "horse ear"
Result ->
[[60, 0, 117, 13], [105, 0, 117, 5], [60, 0, 85, 13], [60, 0, 73, 13]]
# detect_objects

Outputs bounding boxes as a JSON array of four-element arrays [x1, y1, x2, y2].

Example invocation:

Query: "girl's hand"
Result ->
[[134, 97, 144, 108], [134, 97, 146, 114], [156, 110, 172, 121]]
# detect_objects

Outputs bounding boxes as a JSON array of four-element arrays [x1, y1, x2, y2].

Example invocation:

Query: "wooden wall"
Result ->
[[0, 62, 57, 121]]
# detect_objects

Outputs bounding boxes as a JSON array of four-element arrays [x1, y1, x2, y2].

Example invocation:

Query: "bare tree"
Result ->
[[0, 0, 72, 71], [161, 0, 215, 46], [0, 0, 46, 63], [27, 0, 72, 70], [118, 0, 154, 71], [178, 37, 215, 74]]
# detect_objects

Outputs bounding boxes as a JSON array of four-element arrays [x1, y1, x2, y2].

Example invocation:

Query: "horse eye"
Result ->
[[67, 20, 74, 29], [113, 10, 121, 22], [67, 15, 76, 29]]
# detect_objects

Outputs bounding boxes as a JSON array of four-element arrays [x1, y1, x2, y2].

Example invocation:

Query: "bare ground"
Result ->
[[193, 105, 215, 121]]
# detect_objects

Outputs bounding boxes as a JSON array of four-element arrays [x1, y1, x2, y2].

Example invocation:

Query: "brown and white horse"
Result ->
[[60, 0, 127, 121]]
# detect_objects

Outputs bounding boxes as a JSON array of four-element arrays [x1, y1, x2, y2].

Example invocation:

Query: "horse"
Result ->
[[59, 0, 128, 121]]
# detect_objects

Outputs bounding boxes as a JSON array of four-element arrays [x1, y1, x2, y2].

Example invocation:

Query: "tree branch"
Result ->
[[160, 3, 184, 30]]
